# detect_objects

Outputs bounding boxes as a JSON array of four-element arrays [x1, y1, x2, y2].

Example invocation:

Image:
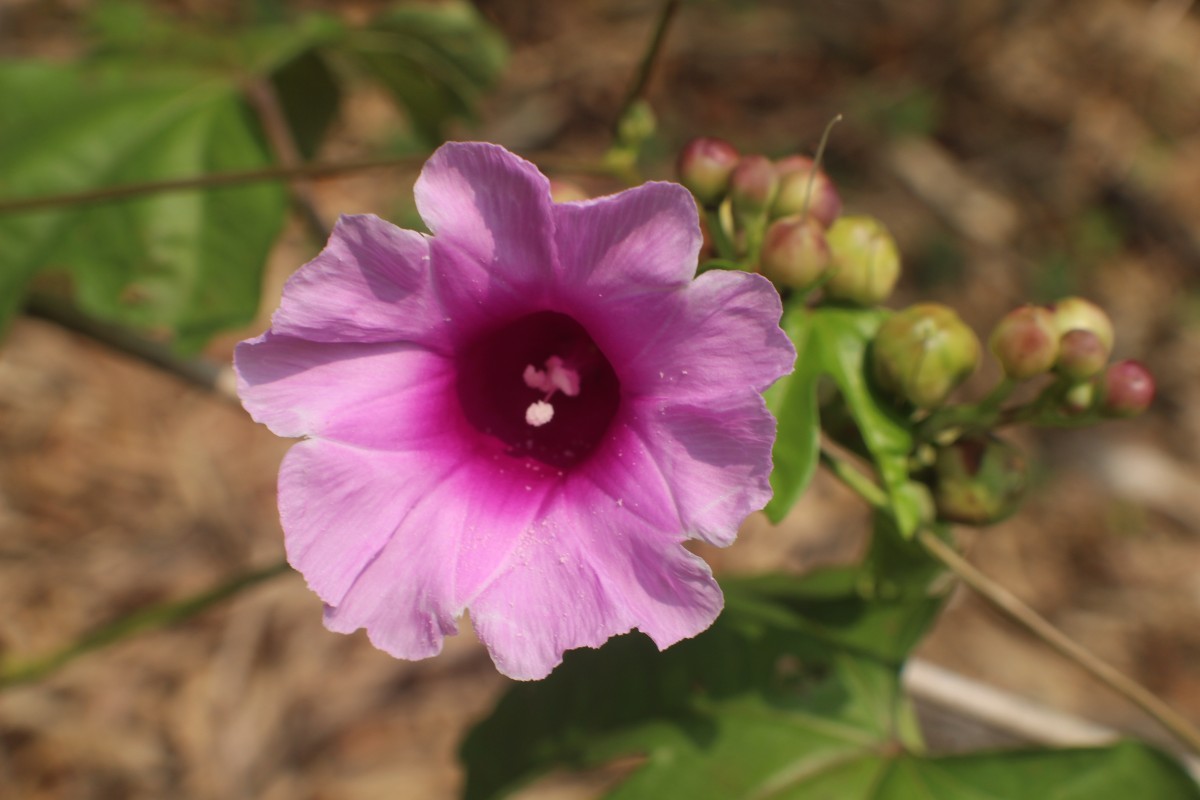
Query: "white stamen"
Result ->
[[525, 400, 554, 427], [523, 356, 581, 397]]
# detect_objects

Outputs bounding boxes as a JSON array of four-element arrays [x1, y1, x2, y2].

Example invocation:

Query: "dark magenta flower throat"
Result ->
[[457, 311, 620, 470]]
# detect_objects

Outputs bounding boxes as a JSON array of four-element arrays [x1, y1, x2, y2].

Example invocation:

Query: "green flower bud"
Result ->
[[729, 155, 779, 224], [824, 215, 901, 306], [931, 435, 1027, 525], [771, 155, 843, 226], [1099, 360, 1154, 417], [676, 137, 740, 208], [616, 99, 656, 148], [988, 305, 1059, 380], [1050, 296, 1114, 354], [1056, 328, 1108, 381], [760, 215, 829, 290], [872, 303, 981, 409]]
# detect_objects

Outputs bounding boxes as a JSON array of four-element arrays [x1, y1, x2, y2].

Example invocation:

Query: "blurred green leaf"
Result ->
[[344, 0, 507, 144], [0, 62, 287, 349], [271, 47, 342, 160], [765, 306, 820, 522]]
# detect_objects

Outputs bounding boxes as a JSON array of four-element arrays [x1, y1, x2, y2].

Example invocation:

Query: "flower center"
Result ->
[[521, 356, 581, 427], [456, 311, 620, 470]]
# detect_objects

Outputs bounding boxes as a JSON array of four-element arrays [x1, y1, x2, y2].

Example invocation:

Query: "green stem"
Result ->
[[916, 378, 1016, 443], [0, 560, 290, 689], [798, 114, 843, 224], [705, 207, 738, 262], [819, 446, 888, 510], [611, 0, 681, 139]]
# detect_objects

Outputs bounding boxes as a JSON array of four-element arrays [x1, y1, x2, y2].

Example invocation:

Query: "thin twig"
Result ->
[[612, 0, 681, 138], [917, 528, 1200, 756], [244, 78, 331, 243], [0, 155, 423, 215], [0, 561, 291, 689], [0, 152, 616, 217], [24, 294, 239, 401]]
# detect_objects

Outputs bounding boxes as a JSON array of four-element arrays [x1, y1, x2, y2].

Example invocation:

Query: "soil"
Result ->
[[2, 1, 1200, 797]]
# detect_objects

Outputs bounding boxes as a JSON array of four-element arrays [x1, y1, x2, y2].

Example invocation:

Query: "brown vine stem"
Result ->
[[917, 527, 1200, 756], [612, 0, 681, 138], [0, 155, 420, 215]]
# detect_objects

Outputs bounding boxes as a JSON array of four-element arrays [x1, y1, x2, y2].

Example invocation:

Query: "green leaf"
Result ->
[[461, 567, 1199, 800], [765, 304, 920, 531], [461, 567, 943, 800], [764, 306, 820, 522], [879, 743, 1200, 800], [270, 46, 342, 160], [809, 306, 924, 536], [0, 61, 287, 348], [344, 1, 507, 144]]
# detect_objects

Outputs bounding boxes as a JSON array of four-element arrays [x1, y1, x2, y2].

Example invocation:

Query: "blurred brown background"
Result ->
[[2, 0, 1199, 797]]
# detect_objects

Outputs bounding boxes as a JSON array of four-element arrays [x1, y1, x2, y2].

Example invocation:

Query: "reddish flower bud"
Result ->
[[1050, 297, 1114, 354], [760, 215, 829, 290], [988, 305, 1059, 380], [676, 137, 740, 208], [1099, 360, 1155, 417], [930, 435, 1027, 525], [1056, 328, 1108, 381], [729, 155, 779, 223], [772, 155, 843, 226], [824, 215, 901, 306], [873, 303, 980, 409]]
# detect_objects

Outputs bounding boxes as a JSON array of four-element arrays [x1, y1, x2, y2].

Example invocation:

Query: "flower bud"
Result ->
[[760, 215, 829, 290], [772, 155, 843, 226], [549, 179, 589, 204], [1050, 297, 1114, 354], [729, 155, 779, 224], [931, 435, 1027, 525], [616, 99, 656, 148], [872, 303, 980, 409], [1099, 360, 1154, 417], [1056, 328, 1108, 381], [823, 215, 901, 306], [988, 305, 1059, 380], [676, 137, 740, 208]]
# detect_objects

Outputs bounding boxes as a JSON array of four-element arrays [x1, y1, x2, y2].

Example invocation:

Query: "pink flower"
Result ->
[[236, 143, 794, 680]]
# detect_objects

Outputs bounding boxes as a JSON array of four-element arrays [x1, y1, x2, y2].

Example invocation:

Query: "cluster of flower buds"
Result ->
[[676, 137, 900, 305], [863, 296, 1154, 525], [988, 296, 1153, 418]]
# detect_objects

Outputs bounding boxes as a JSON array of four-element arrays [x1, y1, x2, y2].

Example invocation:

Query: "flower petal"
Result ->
[[552, 181, 702, 295], [235, 333, 461, 449], [269, 215, 448, 346], [281, 439, 551, 660], [585, 268, 794, 403], [415, 142, 556, 288], [469, 479, 723, 680], [626, 397, 777, 546]]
